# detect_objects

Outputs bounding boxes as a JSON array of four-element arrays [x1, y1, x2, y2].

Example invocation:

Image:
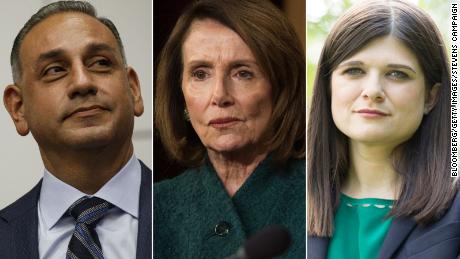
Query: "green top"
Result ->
[[154, 158, 305, 258], [327, 194, 394, 259]]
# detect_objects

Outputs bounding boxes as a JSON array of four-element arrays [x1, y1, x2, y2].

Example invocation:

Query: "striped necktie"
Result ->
[[66, 196, 113, 259]]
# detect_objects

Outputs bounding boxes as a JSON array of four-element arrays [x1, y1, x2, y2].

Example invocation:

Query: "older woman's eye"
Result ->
[[343, 67, 365, 76], [236, 70, 254, 80], [191, 70, 209, 80], [386, 70, 409, 80]]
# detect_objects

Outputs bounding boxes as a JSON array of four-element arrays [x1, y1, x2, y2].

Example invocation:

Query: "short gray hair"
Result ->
[[11, 0, 126, 84]]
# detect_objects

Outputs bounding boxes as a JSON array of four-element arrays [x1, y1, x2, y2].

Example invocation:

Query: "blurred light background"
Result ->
[[307, 0, 451, 105]]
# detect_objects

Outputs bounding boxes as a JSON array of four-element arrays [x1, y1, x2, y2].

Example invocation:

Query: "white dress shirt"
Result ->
[[38, 155, 141, 259]]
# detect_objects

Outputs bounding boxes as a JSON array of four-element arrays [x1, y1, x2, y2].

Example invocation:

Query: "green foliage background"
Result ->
[[307, 0, 450, 104]]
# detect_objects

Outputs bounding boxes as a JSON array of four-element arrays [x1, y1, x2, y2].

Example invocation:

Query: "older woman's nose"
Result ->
[[361, 74, 385, 102], [211, 77, 234, 107], [67, 64, 98, 99]]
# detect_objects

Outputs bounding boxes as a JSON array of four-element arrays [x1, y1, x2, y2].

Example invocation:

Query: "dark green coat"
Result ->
[[154, 158, 305, 258]]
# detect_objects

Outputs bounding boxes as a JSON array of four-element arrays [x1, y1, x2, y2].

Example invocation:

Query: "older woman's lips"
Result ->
[[356, 108, 389, 118], [209, 117, 241, 128]]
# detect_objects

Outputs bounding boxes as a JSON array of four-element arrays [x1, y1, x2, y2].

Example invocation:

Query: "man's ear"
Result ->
[[4, 84, 29, 136], [424, 83, 440, 114], [126, 67, 144, 117]]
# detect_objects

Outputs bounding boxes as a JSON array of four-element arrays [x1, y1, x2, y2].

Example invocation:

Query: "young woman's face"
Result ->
[[331, 36, 429, 147]]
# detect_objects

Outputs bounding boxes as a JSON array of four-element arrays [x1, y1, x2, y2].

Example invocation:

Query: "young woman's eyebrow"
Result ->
[[336, 61, 416, 74], [387, 64, 416, 73], [337, 60, 363, 68]]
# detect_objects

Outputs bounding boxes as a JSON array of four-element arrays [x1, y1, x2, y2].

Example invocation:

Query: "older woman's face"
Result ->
[[331, 36, 430, 147], [181, 19, 272, 153]]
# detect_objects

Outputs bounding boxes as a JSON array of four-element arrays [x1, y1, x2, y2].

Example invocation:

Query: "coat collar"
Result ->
[[0, 180, 41, 259], [377, 217, 416, 259], [307, 217, 417, 259], [307, 235, 329, 259], [136, 160, 152, 259]]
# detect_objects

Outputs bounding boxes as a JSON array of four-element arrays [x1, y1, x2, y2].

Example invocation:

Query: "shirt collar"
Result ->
[[39, 154, 141, 230]]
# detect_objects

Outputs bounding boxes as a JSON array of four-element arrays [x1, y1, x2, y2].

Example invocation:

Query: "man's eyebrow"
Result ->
[[85, 43, 117, 56], [35, 43, 118, 66], [36, 49, 66, 66]]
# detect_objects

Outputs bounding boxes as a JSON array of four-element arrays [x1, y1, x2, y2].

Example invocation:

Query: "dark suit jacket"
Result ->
[[308, 190, 460, 259], [0, 160, 152, 259]]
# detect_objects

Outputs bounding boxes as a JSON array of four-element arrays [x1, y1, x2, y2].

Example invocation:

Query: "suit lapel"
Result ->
[[1, 181, 42, 259], [307, 236, 330, 259], [2, 163, 152, 259], [11, 211, 39, 259], [378, 217, 416, 259], [136, 161, 152, 259], [307, 217, 416, 259]]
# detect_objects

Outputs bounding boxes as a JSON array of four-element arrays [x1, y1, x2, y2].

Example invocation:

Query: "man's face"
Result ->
[[5, 12, 143, 151]]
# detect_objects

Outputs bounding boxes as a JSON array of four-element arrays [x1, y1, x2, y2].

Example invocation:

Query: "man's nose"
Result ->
[[67, 64, 98, 99]]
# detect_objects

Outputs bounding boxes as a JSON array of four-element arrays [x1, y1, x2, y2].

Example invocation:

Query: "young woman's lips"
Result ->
[[356, 108, 389, 118], [209, 117, 241, 128]]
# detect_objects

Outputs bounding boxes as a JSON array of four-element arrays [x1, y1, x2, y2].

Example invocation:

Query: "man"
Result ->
[[0, 1, 151, 259]]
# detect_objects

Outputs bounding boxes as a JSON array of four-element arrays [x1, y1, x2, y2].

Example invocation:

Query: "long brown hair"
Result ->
[[308, 0, 458, 236], [155, 0, 305, 167]]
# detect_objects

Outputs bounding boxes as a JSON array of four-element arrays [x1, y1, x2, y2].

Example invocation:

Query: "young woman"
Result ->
[[308, 1, 460, 258]]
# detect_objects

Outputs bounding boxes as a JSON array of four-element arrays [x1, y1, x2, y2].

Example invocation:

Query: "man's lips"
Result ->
[[64, 105, 108, 120], [356, 108, 389, 116]]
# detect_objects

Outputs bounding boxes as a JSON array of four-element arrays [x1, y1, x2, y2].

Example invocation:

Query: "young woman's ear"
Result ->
[[424, 83, 440, 114]]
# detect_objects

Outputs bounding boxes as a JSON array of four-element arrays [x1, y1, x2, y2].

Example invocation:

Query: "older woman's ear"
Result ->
[[424, 83, 441, 114]]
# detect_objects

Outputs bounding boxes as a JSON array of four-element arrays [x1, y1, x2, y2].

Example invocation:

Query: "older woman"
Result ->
[[308, 1, 460, 259], [154, 0, 305, 258]]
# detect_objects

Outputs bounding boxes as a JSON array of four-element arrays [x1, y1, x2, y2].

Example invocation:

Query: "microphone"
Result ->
[[225, 225, 292, 259]]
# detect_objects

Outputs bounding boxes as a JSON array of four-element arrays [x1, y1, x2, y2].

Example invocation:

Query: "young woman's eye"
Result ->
[[236, 70, 254, 80], [386, 70, 409, 80], [191, 69, 209, 80], [343, 67, 365, 76]]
